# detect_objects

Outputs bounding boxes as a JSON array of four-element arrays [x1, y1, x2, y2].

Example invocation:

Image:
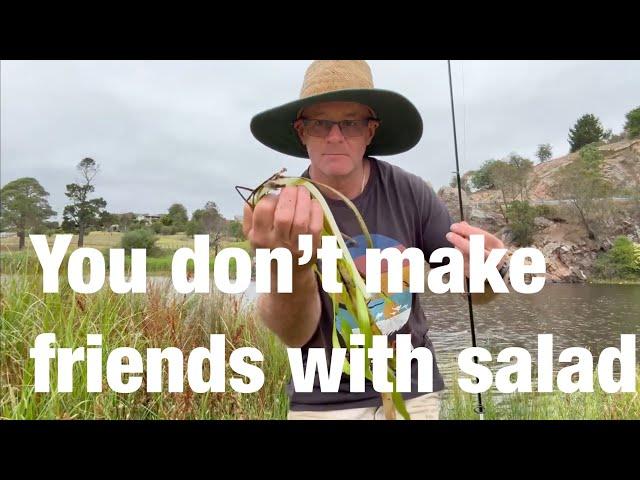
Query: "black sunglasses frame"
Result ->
[[292, 117, 381, 137]]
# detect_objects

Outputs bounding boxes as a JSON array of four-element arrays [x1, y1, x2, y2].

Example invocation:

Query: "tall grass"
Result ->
[[1, 266, 638, 419], [1, 273, 287, 419], [440, 370, 639, 419]]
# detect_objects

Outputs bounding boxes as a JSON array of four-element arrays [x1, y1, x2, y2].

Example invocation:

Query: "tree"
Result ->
[[488, 160, 517, 223], [191, 201, 227, 254], [506, 200, 537, 246], [554, 145, 611, 240], [166, 203, 188, 231], [117, 212, 136, 232], [624, 106, 640, 139], [506, 153, 534, 201], [477, 154, 533, 223], [470, 159, 498, 190], [449, 173, 471, 193], [62, 158, 107, 247], [568, 114, 608, 152], [536, 143, 553, 163], [0, 177, 57, 249], [98, 211, 118, 230], [229, 220, 244, 240]]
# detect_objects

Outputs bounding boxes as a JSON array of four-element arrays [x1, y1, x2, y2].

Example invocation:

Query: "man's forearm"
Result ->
[[256, 267, 321, 348]]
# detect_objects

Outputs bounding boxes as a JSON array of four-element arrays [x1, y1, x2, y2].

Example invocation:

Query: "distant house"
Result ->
[[135, 213, 163, 225]]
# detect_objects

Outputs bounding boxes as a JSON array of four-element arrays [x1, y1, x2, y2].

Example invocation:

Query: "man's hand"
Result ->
[[446, 221, 506, 278], [242, 185, 325, 347], [243, 185, 324, 275]]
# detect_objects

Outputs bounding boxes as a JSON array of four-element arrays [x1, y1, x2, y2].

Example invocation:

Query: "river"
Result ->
[[419, 284, 639, 389], [232, 282, 639, 391]]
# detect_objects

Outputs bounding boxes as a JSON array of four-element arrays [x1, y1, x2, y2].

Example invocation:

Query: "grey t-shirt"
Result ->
[[287, 157, 454, 411]]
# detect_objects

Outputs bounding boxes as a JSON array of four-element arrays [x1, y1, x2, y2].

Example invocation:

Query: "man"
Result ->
[[244, 60, 506, 420]]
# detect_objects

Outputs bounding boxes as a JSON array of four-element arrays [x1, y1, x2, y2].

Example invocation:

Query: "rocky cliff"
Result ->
[[437, 139, 640, 282]]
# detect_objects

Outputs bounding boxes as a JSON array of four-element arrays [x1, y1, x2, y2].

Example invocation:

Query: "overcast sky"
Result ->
[[2, 60, 639, 221]]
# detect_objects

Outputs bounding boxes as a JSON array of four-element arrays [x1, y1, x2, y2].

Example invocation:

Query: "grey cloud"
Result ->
[[2, 60, 639, 222]]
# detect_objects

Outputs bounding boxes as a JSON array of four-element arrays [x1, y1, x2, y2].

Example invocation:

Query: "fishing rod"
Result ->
[[447, 59, 485, 420]]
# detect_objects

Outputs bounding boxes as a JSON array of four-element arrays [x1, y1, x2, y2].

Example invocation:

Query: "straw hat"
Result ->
[[250, 60, 423, 158]]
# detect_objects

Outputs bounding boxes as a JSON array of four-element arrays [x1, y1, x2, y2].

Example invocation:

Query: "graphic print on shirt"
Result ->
[[336, 233, 412, 336]]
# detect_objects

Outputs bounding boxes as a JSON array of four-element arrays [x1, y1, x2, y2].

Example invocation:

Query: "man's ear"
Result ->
[[366, 124, 378, 145]]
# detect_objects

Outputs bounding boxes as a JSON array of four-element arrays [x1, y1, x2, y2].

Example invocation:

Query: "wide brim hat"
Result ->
[[250, 60, 423, 159]]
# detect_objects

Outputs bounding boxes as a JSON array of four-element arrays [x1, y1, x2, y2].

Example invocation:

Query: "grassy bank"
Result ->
[[0, 250, 222, 275], [441, 371, 639, 420], [1, 231, 196, 252], [1, 270, 638, 419], [0, 239, 251, 275], [588, 278, 640, 285]]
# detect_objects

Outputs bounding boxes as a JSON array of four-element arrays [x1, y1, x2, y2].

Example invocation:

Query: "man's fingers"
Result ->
[[450, 222, 486, 238], [252, 194, 277, 234], [290, 187, 311, 241], [450, 222, 504, 249], [245, 185, 324, 259], [483, 232, 504, 249], [273, 186, 298, 242], [446, 231, 470, 256], [242, 203, 253, 238], [308, 199, 324, 251]]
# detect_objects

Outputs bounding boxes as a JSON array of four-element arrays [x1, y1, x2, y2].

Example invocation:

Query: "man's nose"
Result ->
[[326, 123, 345, 142]]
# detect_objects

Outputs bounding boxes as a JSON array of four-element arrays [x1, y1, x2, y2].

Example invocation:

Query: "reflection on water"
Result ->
[[233, 281, 639, 393], [146, 276, 258, 302], [419, 284, 640, 390], [205, 280, 638, 386]]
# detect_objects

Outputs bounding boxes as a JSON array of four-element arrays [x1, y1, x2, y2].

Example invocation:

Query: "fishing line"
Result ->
[[447, 60, 485, 420]]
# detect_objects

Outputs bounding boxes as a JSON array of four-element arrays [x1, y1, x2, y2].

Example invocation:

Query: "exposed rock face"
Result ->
[[538, 238, 598, 283], [437, 186, 470, 223], [534, 217, 554, 228], [435, 138, 640, 283], [438, 186, 504, 229], [534, 220, 640, 283]]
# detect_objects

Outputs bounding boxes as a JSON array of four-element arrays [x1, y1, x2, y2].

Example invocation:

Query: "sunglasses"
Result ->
[[295, 117, 380, 138]]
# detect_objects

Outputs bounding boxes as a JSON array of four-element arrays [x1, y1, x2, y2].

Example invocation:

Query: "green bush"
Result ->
[[624, 106, 640, 139], [185, 220, 198, 236], [470, 159, 498, 190], [535, 205, 552, 217], [228, 220, 245, 240], [506, 200, 537, 246], [121, 229, 158, 253], [593, 236, 640, 281]]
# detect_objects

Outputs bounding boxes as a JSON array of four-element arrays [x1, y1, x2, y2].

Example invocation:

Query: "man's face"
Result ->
[[294, 101, 378, 178]]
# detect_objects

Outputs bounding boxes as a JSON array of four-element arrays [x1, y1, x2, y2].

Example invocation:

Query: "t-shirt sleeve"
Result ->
[[418, 181, 454, 268]]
